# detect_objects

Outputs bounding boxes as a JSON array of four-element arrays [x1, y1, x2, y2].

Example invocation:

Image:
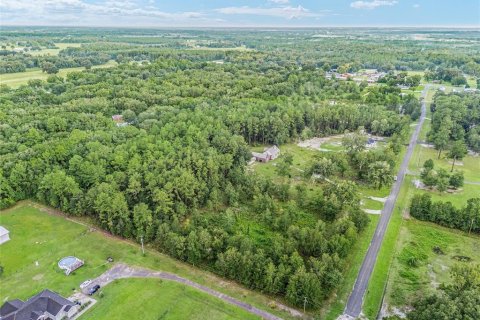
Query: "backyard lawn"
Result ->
[[82, 278, 259, 320], [0, 203, 295, 320]]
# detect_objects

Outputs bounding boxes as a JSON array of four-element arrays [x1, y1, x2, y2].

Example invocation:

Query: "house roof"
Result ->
[[265, 145, 280, 157], [0, 289, 74, 320], [0, 226, 8, 236], [252, 152, 268, 160], [0, 300, 23, 316]]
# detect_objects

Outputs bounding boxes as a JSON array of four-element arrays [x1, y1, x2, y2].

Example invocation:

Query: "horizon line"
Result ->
[[1, 24, 480, 30]]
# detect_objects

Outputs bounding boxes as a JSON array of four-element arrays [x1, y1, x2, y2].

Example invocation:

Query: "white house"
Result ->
[[0, 226, 10, 245]]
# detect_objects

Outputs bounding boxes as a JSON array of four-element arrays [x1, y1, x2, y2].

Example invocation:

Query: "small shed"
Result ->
[[0, 226, 10, 245]]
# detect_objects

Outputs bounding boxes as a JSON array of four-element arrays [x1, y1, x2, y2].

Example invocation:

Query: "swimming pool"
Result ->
[[58, 256, 84, 275]]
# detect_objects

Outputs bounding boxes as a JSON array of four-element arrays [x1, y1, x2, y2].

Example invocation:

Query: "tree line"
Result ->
[[410, 194, 480, 233], [428, 92, 480, 155]]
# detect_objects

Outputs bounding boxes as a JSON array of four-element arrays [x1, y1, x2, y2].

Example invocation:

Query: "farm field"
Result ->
[[0, 203, 296, 320], [0, 60, 117, 88]]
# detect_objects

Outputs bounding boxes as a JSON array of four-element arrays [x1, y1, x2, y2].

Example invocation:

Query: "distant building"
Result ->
[[112, 114, 123, 122], [252, 145, 280, 163], [0, 289, 78, 320], [438, 86, 446, 92], [112, 114, 129, 127], [0, 226, 9, 245]]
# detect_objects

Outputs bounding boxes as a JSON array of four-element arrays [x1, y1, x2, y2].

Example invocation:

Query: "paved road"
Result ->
[[344, 86, 429, 317], [83, 263, 302, 320]]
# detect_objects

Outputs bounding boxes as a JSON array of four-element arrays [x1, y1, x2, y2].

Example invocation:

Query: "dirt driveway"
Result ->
[[83, 263, 303, 320]]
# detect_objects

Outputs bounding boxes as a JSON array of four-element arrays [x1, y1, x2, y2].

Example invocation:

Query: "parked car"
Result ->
[[80, 279, 92, 289], [88, 285, 100, 296]]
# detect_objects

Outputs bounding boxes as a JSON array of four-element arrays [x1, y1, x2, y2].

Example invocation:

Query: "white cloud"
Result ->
[[0, 0, 204, 23], [268, 0, 290, 4], [216, 5, 323, 19], [350, 0, 398, 10], [413, 4, 420, 8]]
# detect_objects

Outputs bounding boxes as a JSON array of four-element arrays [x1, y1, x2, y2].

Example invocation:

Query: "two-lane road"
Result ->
[[344, 86, 429, 317]]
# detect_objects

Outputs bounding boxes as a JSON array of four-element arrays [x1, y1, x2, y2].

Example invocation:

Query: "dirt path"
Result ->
[[84, 263, 299, 320]]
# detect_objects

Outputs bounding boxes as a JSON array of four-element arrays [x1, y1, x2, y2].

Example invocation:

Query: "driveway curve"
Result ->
[[83, 263, 301, 320]]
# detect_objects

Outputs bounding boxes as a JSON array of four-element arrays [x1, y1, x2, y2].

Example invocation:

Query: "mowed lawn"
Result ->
[[0, 204, 294, 320], [83, 278, 258, 320], [0, 60, 117, 88]]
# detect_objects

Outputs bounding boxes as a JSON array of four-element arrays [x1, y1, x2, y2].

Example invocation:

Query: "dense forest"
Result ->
[[428, 92, 480, 154], [0, 40, 421, 308]]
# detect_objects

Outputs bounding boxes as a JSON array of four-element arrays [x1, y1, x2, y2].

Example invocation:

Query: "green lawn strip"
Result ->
[[82, 278, 260, 320], [0, 204, 297, 320], [0, 60, 117, 88], [362, 176, 411, 319], [362, 198, 384, 211], [322, 214, 381, 320]]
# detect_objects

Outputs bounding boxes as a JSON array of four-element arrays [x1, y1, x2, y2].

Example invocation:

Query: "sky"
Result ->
[[0, 0, 479, 28]]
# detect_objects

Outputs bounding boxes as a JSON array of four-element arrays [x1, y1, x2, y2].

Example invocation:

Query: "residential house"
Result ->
[[252, 145, 280, 163], [0, 289, 78, 320]]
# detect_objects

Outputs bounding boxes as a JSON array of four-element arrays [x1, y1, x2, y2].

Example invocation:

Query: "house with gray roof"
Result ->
[[0, 289, 78, 320], [252, 145, 280, 163]]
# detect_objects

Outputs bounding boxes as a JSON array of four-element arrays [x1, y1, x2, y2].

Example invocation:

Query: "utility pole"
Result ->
[[140, 236, 145, 255], [303, 296, 307, 314]]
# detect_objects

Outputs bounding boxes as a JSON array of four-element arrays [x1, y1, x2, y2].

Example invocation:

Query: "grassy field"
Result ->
[[27, 43, 83, 56], [0, 60, 117, 88], [0, 203, 297, 320], [83, 278, 259, 320], [385, 220, 480, 310]]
